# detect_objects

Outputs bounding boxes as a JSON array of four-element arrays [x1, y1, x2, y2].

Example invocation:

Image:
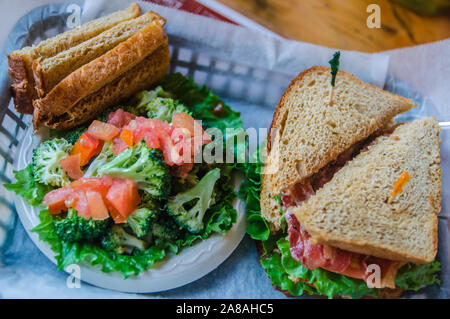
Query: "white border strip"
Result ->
[[195, 0, 282, 38]]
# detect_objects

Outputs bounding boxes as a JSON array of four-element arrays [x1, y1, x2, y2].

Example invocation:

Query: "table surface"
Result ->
[[218, 0, 450, 52]]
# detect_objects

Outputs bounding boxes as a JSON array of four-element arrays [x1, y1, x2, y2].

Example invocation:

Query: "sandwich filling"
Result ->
[[280, 127, 405, 289]]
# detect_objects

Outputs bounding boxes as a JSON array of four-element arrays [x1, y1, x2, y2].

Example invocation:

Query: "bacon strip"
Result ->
[[286, 213, 403, 289]]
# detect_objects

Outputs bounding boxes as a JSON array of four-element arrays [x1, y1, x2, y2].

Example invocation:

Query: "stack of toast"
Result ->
[[7, 3, 170, 130]]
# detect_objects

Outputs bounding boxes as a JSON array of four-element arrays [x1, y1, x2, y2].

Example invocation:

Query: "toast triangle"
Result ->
[[261, 66, 415, 230], [293, 117, 441, 264]]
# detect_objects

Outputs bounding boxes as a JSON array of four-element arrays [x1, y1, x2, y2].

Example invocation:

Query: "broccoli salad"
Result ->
[[5, 74, 244, 277]]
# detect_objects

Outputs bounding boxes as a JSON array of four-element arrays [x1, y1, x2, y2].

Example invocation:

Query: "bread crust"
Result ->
[[7, 53, 34, 113]]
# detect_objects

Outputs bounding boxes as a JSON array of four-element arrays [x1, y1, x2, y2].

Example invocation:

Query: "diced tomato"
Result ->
[[59, 153, 84, 180], [120, 128, 134, 147], [105, 201, 126, 224], [107, 109, 136, 128], [112, 136, 130, 155], [172, 112, 211, 144], [143, 131, 160, 149], [67, 190, 90, 218], [70, 176, 113, 197], [157, 128, 182, 166], [86, 191, 109, 220], [43, 187, 72, 214], [88, 120, 120, 141], [172, 112, 197, 136], [105, 178, 140, 218], [71, 132, 103, 166], [43, 187, 89, 218]]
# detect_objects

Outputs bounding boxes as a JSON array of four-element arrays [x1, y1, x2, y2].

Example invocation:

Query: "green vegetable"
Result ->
[[101, 225, 147, 254], [83, 142, 115, 178], [167, 168, 220, 233], [32, 209, 166, 278], [126, 208, 155, 238], [22, 73, 241, 278], [275, 237, 377, 298], [4, 164, 53, 206], [133, 86, 191, 121], [239, 144, 266, 240], [328, 51, 340, 87], [160, 73, 243, 133], [53, 209, 111, 243], [146, 212, 184, 254], [98, 142, 170, 200], [395, 262, 440, 291], [32, 138, 73, 187]]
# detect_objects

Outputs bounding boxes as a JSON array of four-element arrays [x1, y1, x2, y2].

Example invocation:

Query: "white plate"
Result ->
[[14, 125, 247, 293]]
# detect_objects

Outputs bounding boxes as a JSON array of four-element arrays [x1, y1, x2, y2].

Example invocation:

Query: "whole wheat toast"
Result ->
[[7, 3, 140, 114], [261, 66, 416, 230], [32, 10, 165, 97], [293, 117, 441, 264], [33, 20, 167, 125], [34, 41, 170, 130]]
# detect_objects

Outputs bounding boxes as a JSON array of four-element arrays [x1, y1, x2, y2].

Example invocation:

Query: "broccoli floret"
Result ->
[[97, 142, 170, 200], [53, 209, 111, 243], [167, 168, 220, 233], [138, 189, 160, 211], [132, 86, 191, 121], [84, 142, 115, 178], [170, 164, 200, 194], [32, 138, 73, 187], [101, 225, 147, 254], [143, 211, 183, 248], [126, 208, 155, 238]]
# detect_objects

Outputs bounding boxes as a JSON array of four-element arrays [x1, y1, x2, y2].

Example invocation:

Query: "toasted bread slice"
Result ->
[[7, 3, 140, 114], [293, 117, 441, 264], [32, 10, 165, 97], [261, 66, 415, 230], [34, 41, 170, 130], [34, 21, 167, 124]]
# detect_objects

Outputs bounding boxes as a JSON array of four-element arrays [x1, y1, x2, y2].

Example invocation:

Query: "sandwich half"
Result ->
[[287, 117, 441, 291], [244, 67, 441, 298]]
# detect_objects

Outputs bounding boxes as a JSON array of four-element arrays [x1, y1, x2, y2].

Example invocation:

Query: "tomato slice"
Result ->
[[120, 129, 134, 147], [157, 129, 182, 166], [105, 178, 140, 218], [172, 112, 211, 143], [105, 201, 127, 224], [59, 153, 84, 180], [88, 120, 120, 141], [112, 136, 130, 155], [107, 109, 136, 128], [70, 176, 113, 197], [86, 191, 109, 220], [71, 132, 103, 166], [43, 187, 72, 214], [67, 190, 90, 218]]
